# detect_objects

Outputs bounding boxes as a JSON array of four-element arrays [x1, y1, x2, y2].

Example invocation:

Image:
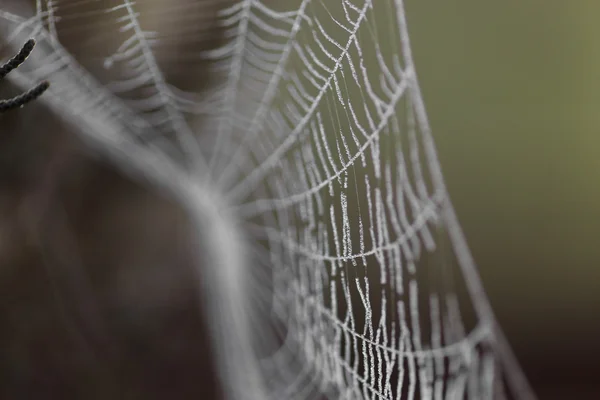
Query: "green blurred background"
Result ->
[[405, 0, 600, 397]]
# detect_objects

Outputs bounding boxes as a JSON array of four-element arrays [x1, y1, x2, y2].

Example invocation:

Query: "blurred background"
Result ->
[[405, 1, 600, 398], [2, 0, 599, 398]]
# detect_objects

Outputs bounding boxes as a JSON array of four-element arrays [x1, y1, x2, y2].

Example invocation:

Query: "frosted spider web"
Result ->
[[1, 0, 537, 399]]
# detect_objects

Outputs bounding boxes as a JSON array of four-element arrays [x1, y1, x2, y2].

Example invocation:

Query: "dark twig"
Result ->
[[0, 39, 49, 113], [0, 80, 49, 112], [0, 39, 35, 80]]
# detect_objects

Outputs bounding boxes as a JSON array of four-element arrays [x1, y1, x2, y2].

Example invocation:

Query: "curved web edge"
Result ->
[[393, 2, 537, 398]]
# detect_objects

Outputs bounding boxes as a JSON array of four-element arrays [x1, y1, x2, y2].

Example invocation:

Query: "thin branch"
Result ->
[[0, 39, 49, 113]]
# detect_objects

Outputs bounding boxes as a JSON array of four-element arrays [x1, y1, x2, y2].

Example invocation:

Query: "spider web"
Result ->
[[1, 0, 536, 399]]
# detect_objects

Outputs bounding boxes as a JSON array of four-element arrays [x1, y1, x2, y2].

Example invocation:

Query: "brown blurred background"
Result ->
[[405, 1, 600, 398]]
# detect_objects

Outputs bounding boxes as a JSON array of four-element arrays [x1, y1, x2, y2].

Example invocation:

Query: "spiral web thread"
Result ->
[[1, 0, 536, 399]]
